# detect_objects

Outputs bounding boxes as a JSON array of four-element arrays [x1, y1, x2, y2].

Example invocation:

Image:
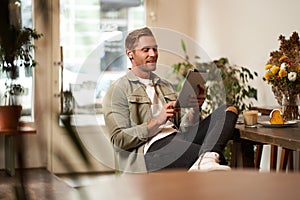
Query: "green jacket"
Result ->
[[103, 70, 192, 173]]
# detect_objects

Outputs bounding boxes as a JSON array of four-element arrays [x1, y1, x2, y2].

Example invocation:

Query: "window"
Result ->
[[60, 0, 145, 114], [0, 0, 34, 118]]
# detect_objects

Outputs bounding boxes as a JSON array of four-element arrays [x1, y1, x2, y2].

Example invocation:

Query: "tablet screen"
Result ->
[[174, 70, 206, 108]]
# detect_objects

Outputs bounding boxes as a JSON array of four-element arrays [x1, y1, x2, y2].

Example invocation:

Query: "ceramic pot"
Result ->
[[0, 105, 22, 131]]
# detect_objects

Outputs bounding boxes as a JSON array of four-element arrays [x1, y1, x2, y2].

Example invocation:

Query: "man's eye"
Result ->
[[142, 48, 149, 52], [142, 48, 157, 52]]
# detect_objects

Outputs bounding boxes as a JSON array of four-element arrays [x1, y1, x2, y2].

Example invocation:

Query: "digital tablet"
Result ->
[[174, 70, 206, 108]]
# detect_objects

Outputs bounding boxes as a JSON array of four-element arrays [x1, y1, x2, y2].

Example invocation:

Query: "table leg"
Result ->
[[5, 135, 15, 176], [231, 138, 256, 169], [288, 151, 294, 171]]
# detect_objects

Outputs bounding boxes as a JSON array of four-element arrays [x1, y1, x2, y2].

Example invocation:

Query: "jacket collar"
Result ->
[[126, 69, 161, 85]]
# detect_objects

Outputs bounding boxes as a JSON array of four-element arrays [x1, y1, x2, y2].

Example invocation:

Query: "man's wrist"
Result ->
[[191, 107, 201, 114], [147, 118, 163, 137], [189, 108, 200, 121]]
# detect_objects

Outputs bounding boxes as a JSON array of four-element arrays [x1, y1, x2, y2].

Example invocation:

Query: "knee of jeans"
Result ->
[[226, 106, 238, 115]]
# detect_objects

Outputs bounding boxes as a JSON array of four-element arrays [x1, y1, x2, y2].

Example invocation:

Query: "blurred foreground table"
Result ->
[[77, 170, 300, 200]]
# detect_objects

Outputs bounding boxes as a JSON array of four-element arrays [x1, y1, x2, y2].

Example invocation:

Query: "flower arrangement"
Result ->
[[263, 32, 300, 120], [263, 32, 300, 95]]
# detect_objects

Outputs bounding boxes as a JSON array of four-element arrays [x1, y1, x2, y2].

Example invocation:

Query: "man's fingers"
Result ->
[[197, 84, 205, 95]]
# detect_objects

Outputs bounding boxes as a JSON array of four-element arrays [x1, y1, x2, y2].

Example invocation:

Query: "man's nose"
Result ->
[[148, 48, 157, 56]]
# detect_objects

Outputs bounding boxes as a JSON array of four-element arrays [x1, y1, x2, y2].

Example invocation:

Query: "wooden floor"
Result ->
[[0, 168, 117, 200], [0, 168, 76, 200]]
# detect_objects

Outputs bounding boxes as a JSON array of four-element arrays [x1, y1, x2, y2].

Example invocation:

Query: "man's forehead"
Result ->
[[136, 36, 157, 48]]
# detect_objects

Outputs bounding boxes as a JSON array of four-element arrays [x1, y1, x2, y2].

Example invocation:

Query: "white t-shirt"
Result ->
[[138, 78, 178, 154]]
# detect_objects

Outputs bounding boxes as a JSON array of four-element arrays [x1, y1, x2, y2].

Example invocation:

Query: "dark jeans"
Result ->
[[144, 105, 238, 172]]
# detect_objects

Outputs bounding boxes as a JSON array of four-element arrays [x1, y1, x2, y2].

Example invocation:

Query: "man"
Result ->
[[103, 27, 238, 173]]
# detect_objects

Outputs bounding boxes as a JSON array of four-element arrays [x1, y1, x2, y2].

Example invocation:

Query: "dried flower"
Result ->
[[265, 64, 272, 70], [280, 62, 288, 70], [288, 72, 297, 81], [279, 69, 288, 78], [279, 55, 288, 62], [264, 71, 272, 81], [271, 65, 280, 74]]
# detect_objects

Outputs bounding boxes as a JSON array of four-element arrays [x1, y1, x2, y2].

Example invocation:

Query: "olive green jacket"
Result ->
[[103, 70, 192, 173]]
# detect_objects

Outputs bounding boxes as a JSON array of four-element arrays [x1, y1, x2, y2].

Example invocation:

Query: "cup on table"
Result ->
[[243, 110, 258, 127]]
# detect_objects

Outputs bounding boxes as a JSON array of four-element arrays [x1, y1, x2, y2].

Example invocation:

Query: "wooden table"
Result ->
[[0, 123, 36, 176], [235, 121, 300, 171], [76, 170, 300, 200]]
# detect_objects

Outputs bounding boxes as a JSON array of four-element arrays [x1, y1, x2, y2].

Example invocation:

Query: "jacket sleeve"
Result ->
[[102, 81, 149, 152]]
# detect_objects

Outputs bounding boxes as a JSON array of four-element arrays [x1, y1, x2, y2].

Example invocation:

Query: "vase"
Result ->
[[272, 86, 282, 105], [281, 93, 300, 121]]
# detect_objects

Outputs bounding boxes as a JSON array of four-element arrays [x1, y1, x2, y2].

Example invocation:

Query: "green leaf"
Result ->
[[181, 39, 187, 53]]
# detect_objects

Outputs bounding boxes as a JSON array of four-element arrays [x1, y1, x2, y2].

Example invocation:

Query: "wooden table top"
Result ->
[[77, 170, 300, 200], [0, 122, 36, 135], [236, 122, 300, 151]]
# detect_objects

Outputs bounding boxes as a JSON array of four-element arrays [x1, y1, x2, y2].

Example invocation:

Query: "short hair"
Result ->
[[125, 27, 154, 50]]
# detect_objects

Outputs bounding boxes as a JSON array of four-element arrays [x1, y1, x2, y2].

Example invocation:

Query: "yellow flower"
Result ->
[[264, 71, 272, 81], [271, 65, 280, 74], [297, 65, 300, 72], [278, 68, 288, 78], [265, 64, 272, 70], [279, 55, 288, 62]]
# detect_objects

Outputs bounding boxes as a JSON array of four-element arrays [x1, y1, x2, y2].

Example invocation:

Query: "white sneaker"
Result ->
[[189, 152, 231, 172]]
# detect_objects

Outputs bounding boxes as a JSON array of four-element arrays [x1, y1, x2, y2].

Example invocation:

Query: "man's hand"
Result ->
[[187, 84, 206, 109], [147, 101, 179, 137], [156, 101, 178, 125], [188, 84, 205, 122]]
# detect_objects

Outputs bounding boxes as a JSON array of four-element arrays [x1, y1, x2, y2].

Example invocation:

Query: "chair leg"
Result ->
[[255, 144, 263, 169], [230, 140, 237, 168], [298, 152, 300, 172], [270, 145, 278, 171], [279, 148, 291, 172], [288, 151, 294, 171]]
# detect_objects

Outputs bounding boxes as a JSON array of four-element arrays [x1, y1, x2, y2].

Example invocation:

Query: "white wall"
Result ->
[[195, 0, 300, 107], [147, 0, 300, 107]]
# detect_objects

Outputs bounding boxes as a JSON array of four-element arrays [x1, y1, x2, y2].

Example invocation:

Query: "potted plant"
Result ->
[[0, 0, 42, 130], [172, 40, 258, 116], [0, 25, 42, 80], [4, 82, 25, 105], [0, 0, 42, 100]]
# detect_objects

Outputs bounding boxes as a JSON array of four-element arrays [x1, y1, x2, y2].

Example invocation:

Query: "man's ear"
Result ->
[[128, 52, 133, 59], [126, 50, 133, 59]]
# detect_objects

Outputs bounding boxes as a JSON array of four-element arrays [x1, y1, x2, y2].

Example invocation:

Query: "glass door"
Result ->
[[60, 0, 145, 116], [49, 0, 145, 173]]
